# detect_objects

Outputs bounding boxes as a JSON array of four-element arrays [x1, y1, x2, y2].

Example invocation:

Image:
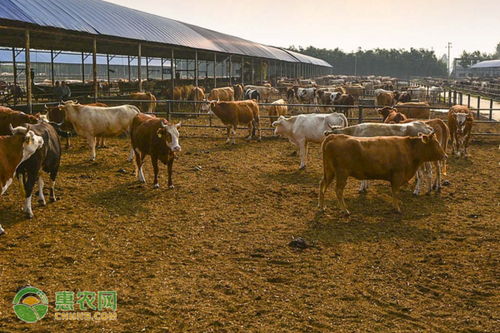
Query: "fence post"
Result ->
[[358, 105, 363, 124], [489, 99, 493, 121], [476, 95, 481, 119], [467, 94, 470, 108], [167, 100, 171, 121]]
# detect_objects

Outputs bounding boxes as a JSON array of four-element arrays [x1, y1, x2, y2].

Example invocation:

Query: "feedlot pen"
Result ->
[[0, 122, 498, 332]]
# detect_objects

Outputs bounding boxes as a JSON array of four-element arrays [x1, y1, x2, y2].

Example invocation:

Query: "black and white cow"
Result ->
[[16, 120, 61, 218], [244, 89, 261, 101]]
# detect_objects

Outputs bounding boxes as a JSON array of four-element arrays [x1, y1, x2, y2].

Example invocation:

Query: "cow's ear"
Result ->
[[156, 128, 163, 138], [175, 122, 181, 128], [418, 132, 430, 143]]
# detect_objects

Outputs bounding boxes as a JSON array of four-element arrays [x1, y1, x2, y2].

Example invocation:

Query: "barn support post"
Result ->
[[12, 47, 18, 89], [127, 56, 131, 82], [170, 48, 175, 97], [194, 50, 199, 87], [145, 56, 149, 81], [92, 38, 98, 102], [25, 29, 32, 113], [49, 49, 54, 86], [280, 61, 283, 78], [260, 60, 263, 83], [358, 105, 363, 124], [467, 94, 470, 108], [138, 43, 142, 92], [476, 96, 481, 119], [81, 52, 85, 83], [489, 99, 493, 120], [213, 53, 217, 88], [228, 55, 232, 86], [251, 59, 255, 84], [106, 54, 110, 89], [161, 57, 164, 80], [241, 56, 244, 86]]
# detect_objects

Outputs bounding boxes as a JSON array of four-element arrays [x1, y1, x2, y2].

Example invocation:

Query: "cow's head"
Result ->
[[201, 99, 217, 114], [454, 113, 469, 135], [157, 120, 181, 153], [10, 124, 44, 161], [324, 125, 343, 136], [377, 107, 396, 121], [329, 92, 341, 104], [418, 131, 447, 161], [271, 115, 290, 137]]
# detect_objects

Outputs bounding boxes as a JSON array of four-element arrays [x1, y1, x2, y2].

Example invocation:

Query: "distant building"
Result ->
[[452, 59, 500, 78]]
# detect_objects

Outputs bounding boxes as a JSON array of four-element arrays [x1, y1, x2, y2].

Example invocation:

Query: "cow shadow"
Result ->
[[262, 168, 320, 186], [86, 182, 155, 216], [0, 205, 31, 230]]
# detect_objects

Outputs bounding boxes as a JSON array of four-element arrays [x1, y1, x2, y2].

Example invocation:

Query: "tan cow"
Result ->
[[208, 87, 235, 101], [344, 84, 364, 101], [268, 99, 288, 124], [201, 100, 260, 144], [233, 84, 244, 100], [188, 87, 205, 112], [318, 133, 446, 214], [376, 92, 395, 106], [395, 102, 430, 119], [130, 92, 157, 114], [448, 105, 473, 157]]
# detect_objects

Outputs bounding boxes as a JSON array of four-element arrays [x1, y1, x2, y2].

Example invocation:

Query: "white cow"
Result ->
[[324, 122, 435, 195], [61, 101, 140, 160], [272, 113, 348, 169], [243, 85, 279, 102], [296, 87, 317, 104]]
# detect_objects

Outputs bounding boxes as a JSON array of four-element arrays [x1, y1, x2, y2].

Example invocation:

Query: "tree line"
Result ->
[[457, 42, 500, 68], [289, 46, 448, 78]]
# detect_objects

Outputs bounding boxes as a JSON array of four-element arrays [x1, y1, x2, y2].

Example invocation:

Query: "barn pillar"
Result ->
[[195, 50, 199, 87], [228, 55, 232, 86], [213, 53, 217, 88], [106, 54, 110, 87], [170, 49, 175, 97], [25, 30, 32, 113], [241, 56, 244, 86], [138, 43, 142, 92], [12, 48, 18, 89], [81, 52, 85, 83], [92, 38, 98, 102]]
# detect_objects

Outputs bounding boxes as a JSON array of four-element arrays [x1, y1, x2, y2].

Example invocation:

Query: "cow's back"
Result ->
[[396, 102, 430, 119]]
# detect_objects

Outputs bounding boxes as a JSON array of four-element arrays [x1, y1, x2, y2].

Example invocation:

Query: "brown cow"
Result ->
[[344, 84, 364, 101], [395, 102, 430, 119], [318, 133, 446, 214], [268, 99, 288, 124], [0, 107, 38, 135], [201, 100, 260, 144], [389, 117, 450, 192], [376, 92, 395, 106], [130, 92, 157, 113], [188, 87, 205, 112], [448, 105, 473, 157], [208, 87, 234, 101], [131, 113, 181, 189], [333, 94, 355, 115], [394, 91, 411, 103], [383, 109, 408, 123], [233, 84, 244, 100]]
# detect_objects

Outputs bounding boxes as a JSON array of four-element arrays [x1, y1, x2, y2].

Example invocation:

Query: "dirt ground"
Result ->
[[0, 120, 498, 332]]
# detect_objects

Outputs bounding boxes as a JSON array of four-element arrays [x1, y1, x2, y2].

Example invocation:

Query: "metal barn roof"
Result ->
[[0, 0, 331, 67], [470, 60, 500, 69]]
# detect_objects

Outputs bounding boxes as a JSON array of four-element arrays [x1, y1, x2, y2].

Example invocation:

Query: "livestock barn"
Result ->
[[0, 0, 498, 332]]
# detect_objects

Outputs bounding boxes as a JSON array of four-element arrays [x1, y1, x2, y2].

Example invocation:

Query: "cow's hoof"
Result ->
[[299, 165, 306, 170], [50, 197, 57, 203], [358, 189, 367, 194], [168, 185, 175, 189], [153, 184, 160, 189], [25, 213, 34, 219], [343, 210, 351, 216], [412, 191, 419, 196], [38, 199, 47, 206]]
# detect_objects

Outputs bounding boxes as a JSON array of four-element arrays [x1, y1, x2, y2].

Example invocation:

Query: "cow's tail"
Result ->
[[442, 121, 450, 176]]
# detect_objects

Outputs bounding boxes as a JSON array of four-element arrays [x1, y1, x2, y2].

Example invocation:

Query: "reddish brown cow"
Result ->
[[201, 100, 261, 144], [0, 107, 38, 135], [395, 102, 430, 119], [233, 84, 244, 100], [448, 105, 474, 157], [333, 94, 355, 115], [318, 133, 447, 214], [131, 113, 181, 189], [389, 117, 450, 191], [383, 109, 408, 123]]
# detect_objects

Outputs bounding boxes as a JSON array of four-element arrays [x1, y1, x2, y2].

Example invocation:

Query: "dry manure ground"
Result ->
[[0, 119, 498, 332]]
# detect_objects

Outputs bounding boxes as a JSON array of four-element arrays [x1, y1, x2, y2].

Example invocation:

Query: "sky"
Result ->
[[105, 0, 500, 61]]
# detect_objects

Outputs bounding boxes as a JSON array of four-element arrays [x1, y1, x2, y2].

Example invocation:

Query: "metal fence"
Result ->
[[94, 98, 500, 137]]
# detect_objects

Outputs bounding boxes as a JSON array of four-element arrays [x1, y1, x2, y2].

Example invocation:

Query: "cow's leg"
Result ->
[[432, 161, 441, 192], [87, 136, 96, 161], [464, 133, 471, 157], [37, 176, 46, 206], [0, 224, 4, 236], [65, 136, 71, 150], [23, 172, 37, 219], [134, 150, 146, 183], [167, 157, 174, 189], [358, 180, 369, 193], [246, 122, 253, 140], [335, 175, 350, 215], [232, 126, 237, 145], [152, 156, 160, 188], [449, 132, 456, 156], [48, 176, 57, 202], [318, 167, 335, 211], [225, 126, 231, 144], [298, 139, 307, 170], [425, 162, 433, 194], [391, 182, 402, 213], [413, 168, 423, 196], [255, 120, 261, 141]]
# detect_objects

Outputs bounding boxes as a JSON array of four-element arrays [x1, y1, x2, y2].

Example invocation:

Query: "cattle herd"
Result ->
[[0, 77, 475, 236]]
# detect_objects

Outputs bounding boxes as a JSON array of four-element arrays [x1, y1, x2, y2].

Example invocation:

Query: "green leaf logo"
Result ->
[[12, 287, 49, 323]]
